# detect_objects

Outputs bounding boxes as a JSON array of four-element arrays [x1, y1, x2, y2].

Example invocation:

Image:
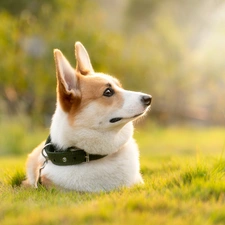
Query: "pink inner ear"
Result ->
[[61, 67, 76, 91], [57, 72, 81, 113], [54, 49, 82, 113], [56, 51, 77, 92]]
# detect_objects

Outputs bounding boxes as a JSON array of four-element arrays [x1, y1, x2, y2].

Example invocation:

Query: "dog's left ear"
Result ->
[[75, 42, 94, 75], [54, 49, 81, 112]]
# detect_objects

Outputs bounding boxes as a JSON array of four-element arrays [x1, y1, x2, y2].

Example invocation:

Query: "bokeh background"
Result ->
[[1, 0, 225, 155]]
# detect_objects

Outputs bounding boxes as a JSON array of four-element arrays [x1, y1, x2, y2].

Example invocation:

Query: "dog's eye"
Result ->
[[103, 88, 114, 97]]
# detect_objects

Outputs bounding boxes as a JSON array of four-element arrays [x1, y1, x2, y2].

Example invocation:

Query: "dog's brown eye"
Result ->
[[103, 88, 114, 97]]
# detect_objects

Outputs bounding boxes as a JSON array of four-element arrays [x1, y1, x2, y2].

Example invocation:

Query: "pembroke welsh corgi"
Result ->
[[23, 42, 152, 192]]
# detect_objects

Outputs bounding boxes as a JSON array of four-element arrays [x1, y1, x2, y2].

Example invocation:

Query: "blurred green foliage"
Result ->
[[0, 0, 225, 125]]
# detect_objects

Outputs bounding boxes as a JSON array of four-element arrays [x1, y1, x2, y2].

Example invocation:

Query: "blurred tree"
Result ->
[[0, 0, 57, 16], [0, 0, 225, 126], [0, 0, 123, 124], [125, 0, 163, 32], [122, 0, 225, 125]]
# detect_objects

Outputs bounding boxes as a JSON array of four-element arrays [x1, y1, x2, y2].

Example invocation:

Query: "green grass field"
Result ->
[[1, 123, 225, 225]]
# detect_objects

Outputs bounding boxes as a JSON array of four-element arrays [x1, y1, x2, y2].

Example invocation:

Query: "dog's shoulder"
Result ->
[[23, 141, 45, 188]]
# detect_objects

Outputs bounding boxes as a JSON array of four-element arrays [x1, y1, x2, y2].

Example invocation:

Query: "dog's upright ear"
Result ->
[[54, 49, 81, 112], [75, 42, 94, 75]]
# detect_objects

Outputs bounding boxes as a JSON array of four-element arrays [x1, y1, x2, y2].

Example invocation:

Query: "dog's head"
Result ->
[[53, 42, 151, 131]]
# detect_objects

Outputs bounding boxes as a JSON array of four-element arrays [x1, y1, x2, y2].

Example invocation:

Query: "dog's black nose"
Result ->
[[141, 95, 152, 106]]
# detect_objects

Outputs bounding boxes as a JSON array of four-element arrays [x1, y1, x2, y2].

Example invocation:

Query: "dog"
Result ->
[[23, 42, 152, 192]]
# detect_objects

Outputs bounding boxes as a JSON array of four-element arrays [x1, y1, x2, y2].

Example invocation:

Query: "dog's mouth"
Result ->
[[109, 113, 143, 123], [109, 117, 123, 123]]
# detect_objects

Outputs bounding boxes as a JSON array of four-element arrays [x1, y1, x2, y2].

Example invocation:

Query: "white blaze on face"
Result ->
[[113, 89, 149, 119]]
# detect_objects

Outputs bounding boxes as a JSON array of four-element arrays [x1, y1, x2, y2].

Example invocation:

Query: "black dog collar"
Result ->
[[43, 136, 107, 166]]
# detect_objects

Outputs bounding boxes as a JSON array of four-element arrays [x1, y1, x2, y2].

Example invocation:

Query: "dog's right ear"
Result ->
[[75, 42, 94, 75], [54, 49, 81, 112]]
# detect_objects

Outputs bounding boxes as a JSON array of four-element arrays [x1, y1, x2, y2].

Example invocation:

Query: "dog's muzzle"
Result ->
[[109, 94, 152, 123]]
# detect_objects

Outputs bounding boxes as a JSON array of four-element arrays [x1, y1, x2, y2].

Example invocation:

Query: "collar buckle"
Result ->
[[85, 153, 90, 163]]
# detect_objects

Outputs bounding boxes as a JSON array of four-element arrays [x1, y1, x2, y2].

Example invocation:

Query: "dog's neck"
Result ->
[[50, 106, 134, 155]]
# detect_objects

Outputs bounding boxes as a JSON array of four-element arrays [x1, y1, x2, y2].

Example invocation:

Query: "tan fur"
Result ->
[[79, 75, 123, 106], [57, 78, 81, 113]]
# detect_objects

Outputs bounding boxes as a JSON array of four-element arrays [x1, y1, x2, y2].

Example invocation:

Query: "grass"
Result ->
[[1, 122, 225, 225]]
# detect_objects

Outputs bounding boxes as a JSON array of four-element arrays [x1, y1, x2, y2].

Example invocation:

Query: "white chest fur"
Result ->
[[42, 136, 143, 192]]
